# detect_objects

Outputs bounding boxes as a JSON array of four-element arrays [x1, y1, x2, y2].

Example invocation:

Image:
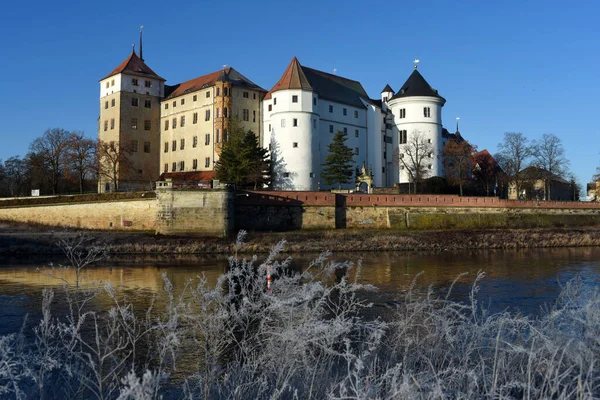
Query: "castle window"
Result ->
[[172, 118, 177, 129], [224, 88, 229, 96], [384, 151, 387, 159], [343, 108, 347, 116], [283, 172, 290, 178], [292, 95, 298, 103], [223, 108, 228, 117], [110, 118, 115, 130], [179, 161, 185, 171], [310, 172, 315, 178], [399, 130, 407, 144], [329, 105, 333, 113], [172, 162, 176, 172], [205, 110, 210, 121], [105, 82, 109, 88], [181, 98, 185, 105], [145, 80, 151, 88], [293, 118, 298, 127], [253, 110, 256, 122], [193, 95, 197, 101], [165, 103, 169, 110], [165, 120, 169, 130], [132, 79, 138, 86], [111, 79, 115, 86], [180, 116, 185, 127], [253, 93, 256, 99], [313, 98, 317, 105], [172, 140, 176, 151], [111, 99, 115, 107], [180, 138, 185, 150], [382, 167, 386, 173], [274, 98, 277, 105], [144, 120, 151, 131], [164, 163, 168, 173], [223, 129, 228, 142], [383, 96, 388, 102], [164, 142, 168, 153], [428, 165, 432, 169], [193, 113, 198, 124], [193, 159, 198, 170], [104, 120, 108, 131], [243, 109, 249, 121], [354, 111, 358, 118], [399, 108, 406, 118], [428, 139, 432, 143], [293, 142, 298, 148], [205, 157, 210, 168], [131, 118, 137, 129], [216, 88, 221, 96], [205, 134, 210, 145], [131, 140, 138, 152], [193, 136, 198, 148], [355, 129, 359, 138], [104, 101, 108, 109], [206, 91, 210, 98], [354, 147, 359, 155], [216, 129, 221, 143], [281, 119, 286, 128], [172, 101, 176, 108], [268, 104, 272, 112], [424, 107, 431, 118], [243, 91, 249, 98], [131, 98, 138, 107], [144, 142, 150, 153], [343, 127, 347, 134], [329, 125, 333, 133], [144, 99, 151, 108], [268, 124, 271, 132], [217, 108, 221, 118]]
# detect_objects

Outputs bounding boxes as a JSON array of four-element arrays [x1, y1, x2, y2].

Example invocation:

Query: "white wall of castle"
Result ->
[[263, 90, 371, 190], [388, 96, 445, 183]]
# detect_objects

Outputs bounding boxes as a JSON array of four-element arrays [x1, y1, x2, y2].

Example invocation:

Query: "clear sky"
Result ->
[[1, 0, 599, 189]]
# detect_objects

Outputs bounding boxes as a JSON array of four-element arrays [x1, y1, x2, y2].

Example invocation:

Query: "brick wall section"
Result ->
[[241, 191, 600, 209], [0, 199, 157, 231]]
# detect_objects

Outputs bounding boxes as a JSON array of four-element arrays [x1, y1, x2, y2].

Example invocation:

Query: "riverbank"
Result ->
[[1, 221, 599, 255]]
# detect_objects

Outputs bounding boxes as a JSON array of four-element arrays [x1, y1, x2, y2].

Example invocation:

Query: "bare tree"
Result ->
[[442, 138, 476, 196], [532, 133, 569, 200], [28, 128, 72, 194], [496, 132, 532, 199], [3, 156, 28, 197], [393, 130, 434, 194], [65, 132, 97, 194], [97, 140, 133, 192]]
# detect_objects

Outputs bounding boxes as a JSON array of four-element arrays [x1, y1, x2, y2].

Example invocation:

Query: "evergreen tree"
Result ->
[[322, 130, 355, 189], [215, 119, 270, 189]]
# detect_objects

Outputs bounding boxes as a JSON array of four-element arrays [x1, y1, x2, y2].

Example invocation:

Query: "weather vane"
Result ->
[[333, 67, 337, 75], [413, 59, 420, 69], [223, 64, 227, 70]]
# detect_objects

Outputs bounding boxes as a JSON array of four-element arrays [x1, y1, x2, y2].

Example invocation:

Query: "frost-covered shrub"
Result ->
[[0, 232, 599, 399]]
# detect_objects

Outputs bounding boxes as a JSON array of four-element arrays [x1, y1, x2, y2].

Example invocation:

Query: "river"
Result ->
[[1, 247, 600, 336]]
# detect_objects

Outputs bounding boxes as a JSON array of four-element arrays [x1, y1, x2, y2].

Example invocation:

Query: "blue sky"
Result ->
[[1, 0, 598, 188]]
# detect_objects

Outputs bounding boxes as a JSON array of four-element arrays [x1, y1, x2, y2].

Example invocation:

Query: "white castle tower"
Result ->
[[387, 63, 446, 184]]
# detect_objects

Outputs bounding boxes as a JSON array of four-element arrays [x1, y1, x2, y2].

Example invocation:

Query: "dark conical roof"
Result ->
[[381, 84, 394, 93], [216, 69, 231, 83], [391, 69, 445, 102]]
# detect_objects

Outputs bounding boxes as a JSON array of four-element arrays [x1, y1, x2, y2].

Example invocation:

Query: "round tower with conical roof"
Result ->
[[387, 68, 446, 185]]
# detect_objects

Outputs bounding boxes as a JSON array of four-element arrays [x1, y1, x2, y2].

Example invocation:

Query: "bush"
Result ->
[[0, 233, 599, 399]]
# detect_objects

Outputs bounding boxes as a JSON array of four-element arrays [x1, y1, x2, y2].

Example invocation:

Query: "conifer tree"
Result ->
[[215, 119, 270, 189], [322, 130, 355, 189]]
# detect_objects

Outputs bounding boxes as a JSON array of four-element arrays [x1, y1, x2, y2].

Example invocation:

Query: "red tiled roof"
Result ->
[[166, 68, 231, 99], [101, 50, 165, 81], [159, 171, 216, 181], [264, 57, 312, 100]]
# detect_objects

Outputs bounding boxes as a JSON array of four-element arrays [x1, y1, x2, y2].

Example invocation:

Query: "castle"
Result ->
[[98, 36, 459, 192]]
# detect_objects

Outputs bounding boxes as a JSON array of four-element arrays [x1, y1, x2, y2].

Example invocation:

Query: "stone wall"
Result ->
[[0, 198, 157, 231], [156, 189, 233, 236]]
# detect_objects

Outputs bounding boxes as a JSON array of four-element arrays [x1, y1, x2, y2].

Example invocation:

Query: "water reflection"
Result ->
[[1, 247, 600, 334]]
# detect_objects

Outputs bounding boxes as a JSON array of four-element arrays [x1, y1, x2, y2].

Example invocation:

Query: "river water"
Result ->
[[1, 247, 600, 336]]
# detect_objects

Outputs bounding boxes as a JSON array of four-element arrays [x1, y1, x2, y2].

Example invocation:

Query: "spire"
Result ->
[[264, 57, 312, 99], [456, 117, 460, 133], [139, 25, 144, 61]]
